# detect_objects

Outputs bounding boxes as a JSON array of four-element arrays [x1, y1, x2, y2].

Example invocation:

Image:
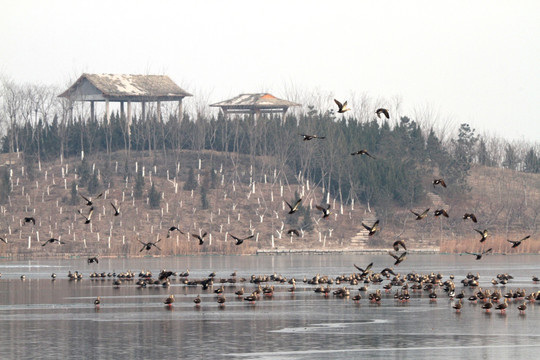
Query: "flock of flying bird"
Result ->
[[2, 99, 534, 264], [2, 99, 537, 317], [299, 100, 533, 266]]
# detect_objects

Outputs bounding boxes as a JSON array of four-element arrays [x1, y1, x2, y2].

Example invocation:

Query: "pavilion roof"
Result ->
[[210, 93, 300, 111], [59, 74, 192, 102]]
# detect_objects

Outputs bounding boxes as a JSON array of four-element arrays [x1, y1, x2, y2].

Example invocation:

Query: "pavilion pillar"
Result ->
[[178, 99, 183, 122], [157, 101, 162, 122], [105, 100, 110, 125], [90, 101, 95, 122], [127, 101, 132, 155], [127, 101, 132, 136], [142, 101, 146, 122], [282, 107, 288, 125], [69, 100, 74, 123], [120, 101, 125, 119], [254, 109, 261, 125]]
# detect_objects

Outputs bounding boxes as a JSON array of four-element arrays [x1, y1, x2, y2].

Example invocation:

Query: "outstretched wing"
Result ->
[[285, 200, 293, 211], [354, 262, 373, 274]]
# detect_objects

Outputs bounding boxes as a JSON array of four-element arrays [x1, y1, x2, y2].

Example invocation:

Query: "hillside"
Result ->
[[0, 150, 538, 259]]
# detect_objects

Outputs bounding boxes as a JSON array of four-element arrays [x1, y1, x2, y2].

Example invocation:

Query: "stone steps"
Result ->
[[350, 213, 378, 246]]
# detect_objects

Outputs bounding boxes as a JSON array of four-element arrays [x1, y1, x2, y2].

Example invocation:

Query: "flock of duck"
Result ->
[[32, 265, 536, 316]]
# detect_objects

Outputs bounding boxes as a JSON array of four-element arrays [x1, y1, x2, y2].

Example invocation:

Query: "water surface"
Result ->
[[1, 254, 539, 359]]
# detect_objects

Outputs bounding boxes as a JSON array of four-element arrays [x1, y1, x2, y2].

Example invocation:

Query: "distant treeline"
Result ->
[[1, 82, 539, 210]]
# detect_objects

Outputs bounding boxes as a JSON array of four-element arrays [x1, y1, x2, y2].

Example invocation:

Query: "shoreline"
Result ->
[[3, 248, 540, 260], [256, 248, 440, 255]]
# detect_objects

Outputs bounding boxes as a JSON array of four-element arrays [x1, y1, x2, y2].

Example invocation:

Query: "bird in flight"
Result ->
[[334, 99, 350, 113], [191, 232, 208, 245], [300, 134, 325, 141], [392, 239, 407, 251], [229, 233, 254, 246], [315, 204, 331, 218], [287, 229, 300, 237], [411, 208, 430, 220], [507, 235, 531, 248], [433, 179, 447, 188], [353, 262, 373, 277], [389, 251, 407, 265], [42, 238, 64, 246], [88, 257, 99, 264], [361, 220, 379, 236], [167, 226, 185, 238], [463, 213, 477, 223], [110, 202, 120, 216], [465, 248, 492, 260], [434, 209, 449, 218], [375, 108, 390, 119], [80, 193, 103, 206], [24, 217, 36, 225], [474, 229, 489, 242], [285, 198, 302, 214], [78, 207, 94, 224], [138, 239, 162, 252], [350, 149, 375, 159]]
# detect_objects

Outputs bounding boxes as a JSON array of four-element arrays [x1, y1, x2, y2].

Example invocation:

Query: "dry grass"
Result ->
[[441, 235, 540, 254]]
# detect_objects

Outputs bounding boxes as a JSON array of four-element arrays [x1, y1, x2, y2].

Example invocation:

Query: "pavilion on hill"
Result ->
[[59, 73, 192, 124], [210, 93, 300, 120]]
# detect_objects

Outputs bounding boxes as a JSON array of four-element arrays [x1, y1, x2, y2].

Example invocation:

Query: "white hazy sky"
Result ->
[[1, 0, 539, 142]]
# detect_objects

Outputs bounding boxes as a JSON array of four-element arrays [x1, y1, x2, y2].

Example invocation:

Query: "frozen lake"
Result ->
[[0, 254, 539, 359]]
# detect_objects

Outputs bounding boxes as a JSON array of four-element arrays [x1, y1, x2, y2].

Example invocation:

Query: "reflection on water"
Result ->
[[0, 254, 539, 359]]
